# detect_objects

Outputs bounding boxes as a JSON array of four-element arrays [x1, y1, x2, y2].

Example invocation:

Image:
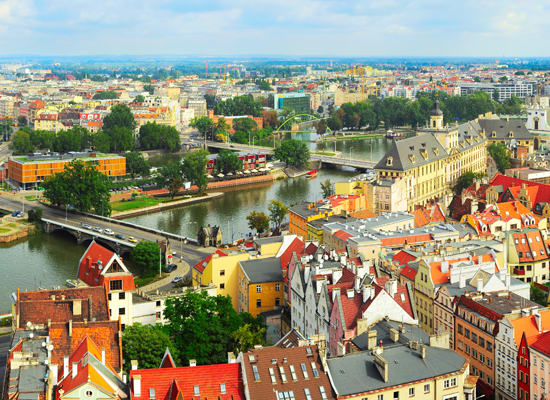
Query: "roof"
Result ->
[[529, 330, 550, 357], [239, 258, 283, 284], [129, 363, 245, 400], [478, 118, 534, 140], [374, 133, 447, 171], [327, 345, 467, 397], [193, 250, 226, 274], [275, 328, 306, 349], [510, 311, 550, 347], [457, 292, 542, 323], [351, 320, 429, 351]]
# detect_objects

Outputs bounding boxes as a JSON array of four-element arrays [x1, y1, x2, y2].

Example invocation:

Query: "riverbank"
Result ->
[[0, 217, 38, 243], [112, 192, 225, 219], [317, 133, 384, 142]]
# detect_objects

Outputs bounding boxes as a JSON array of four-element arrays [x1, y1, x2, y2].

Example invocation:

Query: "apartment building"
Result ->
[[528, 331, 550, 400], [503, 228, 550, 283], [459, 82, 534, 101], [34, 112, 59, 131]]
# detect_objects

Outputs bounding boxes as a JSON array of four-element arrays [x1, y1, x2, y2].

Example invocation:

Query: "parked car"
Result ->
[[128, 236, 138, 243], [172, 276, 183, 283], [114, 233, 125, 240], [92, 227, 102, 233], [172, 251, 177, 255], [104, 229, 114, 236], [165, 264, 177, 273], [83, 224, 92, 230], [11, 210, 21, 217]]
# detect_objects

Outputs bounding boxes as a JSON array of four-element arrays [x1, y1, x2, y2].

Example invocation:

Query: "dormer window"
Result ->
[[433, 148, 439, 156], [492, 131, 497, 138], [509, 131, 514, 138], [409, 154, 415, 163], [386, 156, 393, 166]]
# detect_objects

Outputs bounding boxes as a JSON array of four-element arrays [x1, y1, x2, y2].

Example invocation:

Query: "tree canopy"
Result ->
[[452, 171, 485, 195], [155, 162, 183, 199], [122, 323, 178, 371], [268, 200, 288, 228], [182, 149, 209, 194], [131, 240, 162, 277], [273, 139, 310, 167], [190, 116, 214, 137], [139, 122, 181, 151], [488, 142, 511, 173], [246, 210, 270, 234], [93, 90, 119, 100], [216, 149, 242, 174], [9, 131, 33, 154], [125, 151, 151, 177], [214, 95, 262, 117], [103, 104, 136, 133]]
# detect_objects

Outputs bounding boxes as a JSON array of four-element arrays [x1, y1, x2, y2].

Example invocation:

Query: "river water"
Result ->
[[0, 137, 393, 313]]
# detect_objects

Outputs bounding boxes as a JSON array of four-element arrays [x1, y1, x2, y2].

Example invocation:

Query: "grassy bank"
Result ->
[[312, 151, 336, 156]]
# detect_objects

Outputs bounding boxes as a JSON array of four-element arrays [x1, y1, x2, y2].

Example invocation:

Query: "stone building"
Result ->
[[197, 224, 222, 247]]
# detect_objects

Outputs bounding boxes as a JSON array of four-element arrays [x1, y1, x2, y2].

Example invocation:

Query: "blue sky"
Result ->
[[0, 0, 546, 57]]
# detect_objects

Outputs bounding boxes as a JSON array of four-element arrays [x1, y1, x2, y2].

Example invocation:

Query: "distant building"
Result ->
[[274, 93, 312, 114], [197, 224, 222, 247]]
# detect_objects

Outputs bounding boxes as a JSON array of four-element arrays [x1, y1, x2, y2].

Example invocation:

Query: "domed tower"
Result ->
[[430, 97, 444, 129]]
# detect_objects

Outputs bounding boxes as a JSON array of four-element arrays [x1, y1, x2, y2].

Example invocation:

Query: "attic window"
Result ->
[[537, 236, 540, 242], [505, 211, 509, 216], [541, 250, 545, 256], [253, 365, 260, 381], [269, 368, 277, 383], [522, 238, 526, 244], [515, 239, 519, 244], [509, 131, 514, 138], [193, 386, 200, 396], [492, 132, 497, 138], [527, 252, 531, 258], [149, 389, 155, 399], [387, 156, 393, 166], [220, 384, 226, 394], [409, 154, 415, 163]]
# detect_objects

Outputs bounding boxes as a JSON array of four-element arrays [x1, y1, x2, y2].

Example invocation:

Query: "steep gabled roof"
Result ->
[[193, 250, 227, 273]]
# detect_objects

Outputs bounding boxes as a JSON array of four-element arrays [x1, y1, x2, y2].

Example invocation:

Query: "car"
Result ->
[[83, 224, 92, 230], [11, 210, 20, 217], [230, 145, 235, 148], [15, 212, 23, 218], [165, 264, 177, 273], [172, 276, 183, 283], [128, 236, 138, 243], [92, 227, 102, 233], [104, 228, 114, 236], [172, 251, 177, 255], [114, 233, 125, 240]]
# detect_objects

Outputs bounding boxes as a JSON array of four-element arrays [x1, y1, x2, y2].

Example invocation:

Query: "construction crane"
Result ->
[[205, 60, 216, 78]]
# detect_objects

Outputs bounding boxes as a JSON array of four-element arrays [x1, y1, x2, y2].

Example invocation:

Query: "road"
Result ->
[[0, 194, 211, 265], [0, 141, 12, 163], [0, 333, 10, 398]]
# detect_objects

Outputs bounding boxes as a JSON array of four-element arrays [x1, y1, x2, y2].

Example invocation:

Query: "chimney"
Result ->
[[440, 261, 449, 273], [535, 313, 542, 332], [227, 352, 236, 364], [346, 289, 354, 299], [72, 362, 78, 379], [101, 347, 105, 365], [133, 375, 142, 397], [123, 373, 127, 384], [332, 268, 343, 284], [363, 285, 373, 302], [505, 273, 511, 288], [385, 279, 397, 297], [374, 353, 388, 382], [367, 330, 377, 350], [332, 288, 340, 302], [189, 359, 197, 367], [51, 295, 56, 301], [420, 344, 426, 359], [86, 256, 92, 269], [131, 360, 138, 370], [73, 300, 81, 316], [477, 279, 483, 292], [390, 328, 399, 343], [68, 320, 72, 337], [51, 364, 58, 386], [63, 356, 69, 377], [355, 275, 361, 291]]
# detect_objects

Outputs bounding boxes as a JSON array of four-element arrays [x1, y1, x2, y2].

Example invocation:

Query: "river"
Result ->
[[0, 137, 393, 313]]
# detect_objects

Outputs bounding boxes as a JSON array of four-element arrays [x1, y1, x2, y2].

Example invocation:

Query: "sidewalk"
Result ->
[[138, 258, 191, 292]]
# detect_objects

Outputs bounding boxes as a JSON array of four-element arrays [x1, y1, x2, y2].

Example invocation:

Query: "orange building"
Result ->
[[7, 151, 125, 189], [207, 109, 263, 133], [289, 201, 334, 240]]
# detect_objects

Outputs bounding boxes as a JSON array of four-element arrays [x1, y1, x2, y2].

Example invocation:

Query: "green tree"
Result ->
[[530, 284, 548, 306], [452, 171, 485, 195], [122, 323, 178, 371], [93, 90, 119, 100], [492, 88, 500, 102], [314, 120, 327, 136], [42, 160, 111, 216], [125, 151, 151, 177], [190, 116, 214, 138], [9, 131, 33, 154], [139, 122, 160, 150], [263, 110, 280, 129], [273, 139, 310, 167], [109, 126, 135, 152], [216, 149, 242, 173], [231, 324, 266, 354], [499, 76, 508, 82], [134, 94, 145, 103], [317, 106, 324, 114], [163, 290, 243, 366], [92, 130, 111, 153], [182, 149, 209, 194], [474, 76, 481, 82], [143, 84, 154, 95], [488, 142, 511, 173], [268, 200, 288, 228], [231, 131, 248, 144], [320, 179, 334, 198], [204, 94, 216, 109], [131, 240, 162, 276], [214, 95, 262, 117], [514, 71, 525, 76], [246, 210, 270, 234], [326, 114, 343, 131], [155, 163, 183, 199], [233, 118, 258, 137], [27, 208, 43, 223], [103, 104, 136, 134], [17, 116, 27, 126], [215, 117, 230, 136], [257, 80, 273, 91]]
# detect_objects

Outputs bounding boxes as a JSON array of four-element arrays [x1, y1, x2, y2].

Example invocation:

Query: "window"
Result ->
[[220, 270, 225, 276], [269, 367, 277, 383], [465, 328, 470, 339], [535, 357, 538, 366], [149, 389, 155, 399], [253, 365, 260, 381], [393, 391, 399, 399], [535, 374, 537, 384], [457, 340, 463, 350], [85, 391, 93, 398], [301, 364, 309, 379], [458, 324, 463, 334], [487, 341, 493, 352], [193, 386, 200, 396], [275, 284, 280, 291], [424, 384, 430, 393], [110, 280, 122, 291], [311, 362, 319, 377], [378, 396, 384, 400], [256, 285, 262, 293], [472, 333, 478, 343], [289, 365, 297, 381], [156, 300, 161, 307], [279, 366, 288, 382], [479, 354, 485, 363], [119, 307, 125, 315], [319, 386, 327, 400], [256, 299, 262, 308], [465, 345, 470, 354], [472, 349, 478, 359], [220, 283, 225, 289], [444, 377, 457, 388], [409, 387, 415, 397], [304, 389, 312, 400], [488, 358, 493, 369], [479, 337, 485, 348], [276, 298, 281, 306]]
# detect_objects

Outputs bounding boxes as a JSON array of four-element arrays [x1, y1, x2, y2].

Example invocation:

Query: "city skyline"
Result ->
[[0, 0, 547, 57]]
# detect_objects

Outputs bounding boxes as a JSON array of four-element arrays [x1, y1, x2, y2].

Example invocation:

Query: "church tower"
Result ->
[[430, 98, 444, 130]]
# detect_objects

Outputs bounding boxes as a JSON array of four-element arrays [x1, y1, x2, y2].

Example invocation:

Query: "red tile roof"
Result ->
[[193, 250, 227, 273], [529, 330, 550, 357], [280, 237, 306, 268], [333, 230, 353, 242]]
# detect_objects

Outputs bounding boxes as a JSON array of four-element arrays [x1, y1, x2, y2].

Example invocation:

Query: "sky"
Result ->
[[0, 0, 548, 57]]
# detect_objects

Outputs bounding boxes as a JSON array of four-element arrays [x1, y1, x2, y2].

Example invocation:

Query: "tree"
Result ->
[[273, 139, 310, 167], [216, 149, 242, 173], [204, 94, 216, 109], [317, 106, 324, 114], [263, 110, 280, 129], [9, 131, 33, 154], [488, 142, 511, 173], [17, 116, 27, 126], [268, 200, 288, 228], [122, 323, 178, 371], [126, 151, 151, 177], [92, 130, 111, 153], [27, 208, 43, 223], [190, 116, 214, 138], [182, 149, 209, 194], [474, 76, 481, 82], [93, 90, 119, 100], [514, 71, 525, 76], [143, 84, 154, 95], [492, 88, 500, 102], [246, 210, 270, 234], [131, 240, 162, 276], [103, 104, 136, 134], [138, 122, 160, 150], [233, 118, 258, 137], [155, 162, 183, 199], [231, 324, 266, 354], [257, 80, 273, 91], [314, 120, 327, 136], [231, 131, 248, 144], [530, 284, 548, 306], [134, 94, 145, 103], [499, 76, 508, 82], [320, 179, 334, 198], [326, 114, 343, 131], [42, 160, 111, 216], [214, 95, 262, 117], [215, 117, 230, 136], [109, 126, 135, 152], [163, 290, 243, 366], [452, 171, 485, 195]]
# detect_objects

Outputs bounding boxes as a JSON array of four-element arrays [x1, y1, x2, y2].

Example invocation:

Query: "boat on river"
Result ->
[[385, 130, 405, 139], [307, 170, 318, 179]]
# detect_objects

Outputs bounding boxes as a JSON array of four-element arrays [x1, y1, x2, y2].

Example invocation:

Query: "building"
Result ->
[[241, 343, 336, 400], [503, 228, 550, 283], [207, 110, 264, 133], [459, 82, 534, 101], [327, 339, 476, 400], [197, 224, 222, 247], [6, 150, 126, 190], [375, 99, 487, 212], [34, 113, 59, 131], [76, 241, 135, 329], [479, 117, 535, 153], [237, 258, 284, 317], [289, 201, 334, 240], [274, 93, 312, 114], [528, 330, 550, 400], [129, 351, 245, 400], [187, 99, 207, 117]]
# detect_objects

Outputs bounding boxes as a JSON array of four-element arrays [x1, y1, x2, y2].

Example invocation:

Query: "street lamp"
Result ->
[[369, 142, 373, 162], [253, 135, 258, 151], [349, 147, 353, 163]]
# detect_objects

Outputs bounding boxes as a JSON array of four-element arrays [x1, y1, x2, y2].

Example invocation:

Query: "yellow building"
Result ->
[[237, 258, 284, 317], [34, 113, 59, 132], [289, 201, 333, 240], [192, 249, 250, 311]]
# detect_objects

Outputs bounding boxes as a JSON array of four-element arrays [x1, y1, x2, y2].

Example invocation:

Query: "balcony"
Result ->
[[513, 268, 525, 276]]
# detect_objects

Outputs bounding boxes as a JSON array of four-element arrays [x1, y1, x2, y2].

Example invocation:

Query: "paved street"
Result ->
[[0, 334, 11, 398]]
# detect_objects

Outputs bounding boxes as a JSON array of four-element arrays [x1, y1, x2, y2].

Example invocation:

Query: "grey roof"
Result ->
[[253, 236, 284, 245], [374, 133, 447, 171], [430, 99, 443, 116], [478, 118, 534, 141], [351, 320, 429, 351], [239, 257, 283, 283], [327, 345, 466, 397]]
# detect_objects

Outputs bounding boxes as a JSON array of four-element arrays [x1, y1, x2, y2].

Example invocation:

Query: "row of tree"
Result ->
[[246, 200, 289, 234], [154, 149, 210, 198]]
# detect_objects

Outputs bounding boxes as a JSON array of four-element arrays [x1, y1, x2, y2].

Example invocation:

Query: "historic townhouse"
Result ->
[[503, 228, 550, 283], [375, 99, 487, 212]]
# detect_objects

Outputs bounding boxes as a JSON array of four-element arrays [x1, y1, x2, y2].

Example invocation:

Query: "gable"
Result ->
[[361, 290, 417, 326]]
